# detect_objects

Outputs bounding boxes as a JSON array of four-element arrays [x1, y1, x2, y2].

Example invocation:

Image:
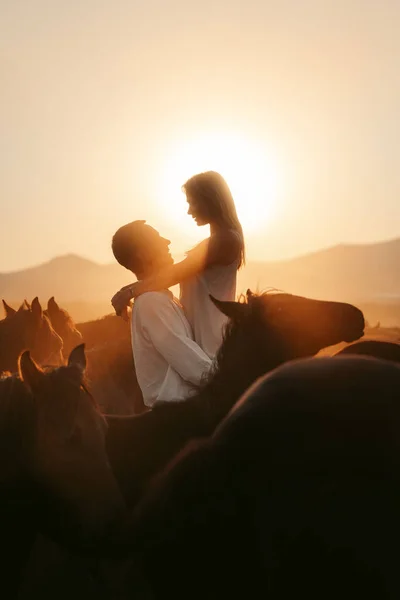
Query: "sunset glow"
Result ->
[[157, 132, 280, 236]]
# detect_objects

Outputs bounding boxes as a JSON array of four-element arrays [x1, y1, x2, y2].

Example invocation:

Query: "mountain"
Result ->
[[238, 237, 400, 303], [0, 254, 128, 304], [1, 238, 399, 324]]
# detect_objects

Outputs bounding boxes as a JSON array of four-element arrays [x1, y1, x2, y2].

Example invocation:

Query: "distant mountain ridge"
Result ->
[[1, 238, 399, 323], [239, 237, 400, 303]]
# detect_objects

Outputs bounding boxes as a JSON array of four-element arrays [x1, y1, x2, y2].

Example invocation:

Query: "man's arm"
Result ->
[[135, 293, 212, 386]]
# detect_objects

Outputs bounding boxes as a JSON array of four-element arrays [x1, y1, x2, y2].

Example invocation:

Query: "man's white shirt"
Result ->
[[131, 290, 212, 408]]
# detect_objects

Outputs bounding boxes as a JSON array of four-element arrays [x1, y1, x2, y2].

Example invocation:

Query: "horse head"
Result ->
[[18, 344, 125, 548], [210, 290, 364, 369], [45, 297, 83, 356]]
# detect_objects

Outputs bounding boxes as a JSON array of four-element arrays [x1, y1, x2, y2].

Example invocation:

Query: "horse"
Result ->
[[2, 299, 26, 317], [335, 339, 400, 363], [85, 337, 145, 415], [0, 344, 125, 598], [0, 298, 63, 373], [107, 356, 400, 599], [105, 290, 365, 506], [73, 308, 144, 414], [4, 299, 145, 414], [55, 305, 144, 414], [76, 313, 131, 350], [44, 297, 83, 356]]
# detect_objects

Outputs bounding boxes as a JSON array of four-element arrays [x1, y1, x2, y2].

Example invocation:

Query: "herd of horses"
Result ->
[[1, 291, 400, 598]]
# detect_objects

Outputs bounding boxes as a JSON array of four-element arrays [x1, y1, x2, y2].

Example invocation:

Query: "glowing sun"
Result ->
[[157, 132, 279, 235]]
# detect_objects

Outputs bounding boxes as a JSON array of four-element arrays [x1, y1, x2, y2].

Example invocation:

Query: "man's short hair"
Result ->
[[111, 220, 146, 272]]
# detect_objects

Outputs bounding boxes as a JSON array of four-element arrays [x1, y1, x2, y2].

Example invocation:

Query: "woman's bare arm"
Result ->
[[131, 231, 240, 297]]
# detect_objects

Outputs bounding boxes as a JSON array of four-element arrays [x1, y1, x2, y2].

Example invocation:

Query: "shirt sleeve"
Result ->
[[135, 293, 212, 386]]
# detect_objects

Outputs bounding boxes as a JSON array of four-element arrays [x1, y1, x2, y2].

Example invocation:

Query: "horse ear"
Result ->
[[19, 351, 44, 391], [68, 343, 86, 374], [31, 297, 43, 322], [17, 302, 26, 313], [47, 296, 59, 314], [209, 295, 249, 320], [24, 300, 31, 310], [2, 300, 16, 318]]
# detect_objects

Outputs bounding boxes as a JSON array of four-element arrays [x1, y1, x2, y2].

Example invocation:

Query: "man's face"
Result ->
[[140, 225, 173, 271]]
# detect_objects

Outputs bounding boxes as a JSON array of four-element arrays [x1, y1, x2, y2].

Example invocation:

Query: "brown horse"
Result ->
[[44, 297, 83, 357], [85, 337, 145, 415], [107, 356, 400, 600], [7, 300, 145, 415], [53, 306, 143, 414], [0, 344, 124, 599], [75, 310, 144, 414], [2, 299, 26, 317], [105, 290, 365, 507], [0, 298, 63, 373], [76, 313, 130, 350]]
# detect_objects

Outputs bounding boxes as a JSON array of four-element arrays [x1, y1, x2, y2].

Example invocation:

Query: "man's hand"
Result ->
[[111, 287, 133, 317]]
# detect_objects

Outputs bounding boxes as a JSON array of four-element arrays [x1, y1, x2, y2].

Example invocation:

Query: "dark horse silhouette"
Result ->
[[107, 356, 400, 600], [335, 339, 400, 363], [0, 345, 124, 599], [105, 290, 365, 506]]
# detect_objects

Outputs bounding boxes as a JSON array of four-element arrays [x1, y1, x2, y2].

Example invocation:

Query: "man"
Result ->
[[111, 220, 212, 408]]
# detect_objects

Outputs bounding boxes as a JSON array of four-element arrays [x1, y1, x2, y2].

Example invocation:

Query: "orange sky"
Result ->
[[1, 0, 400, 271]]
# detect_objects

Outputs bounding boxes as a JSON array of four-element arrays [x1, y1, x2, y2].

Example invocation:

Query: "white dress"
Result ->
[[180, 257, 238, 360]]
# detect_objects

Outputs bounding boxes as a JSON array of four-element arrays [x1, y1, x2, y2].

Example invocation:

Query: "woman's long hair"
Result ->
[[182, 171, 245, 268]]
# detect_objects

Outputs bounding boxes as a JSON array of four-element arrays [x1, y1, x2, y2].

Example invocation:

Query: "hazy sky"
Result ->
[[1, 0, 400, 272]]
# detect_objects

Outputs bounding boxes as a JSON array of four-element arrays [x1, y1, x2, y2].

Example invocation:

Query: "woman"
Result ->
[[111, 171, 245, 359]]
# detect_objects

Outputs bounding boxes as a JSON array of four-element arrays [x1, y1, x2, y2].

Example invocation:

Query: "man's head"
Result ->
[[111, 220, 173, 278]]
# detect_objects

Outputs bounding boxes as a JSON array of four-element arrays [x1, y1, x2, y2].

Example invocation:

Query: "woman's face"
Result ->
[[186, 193, 210, 226]]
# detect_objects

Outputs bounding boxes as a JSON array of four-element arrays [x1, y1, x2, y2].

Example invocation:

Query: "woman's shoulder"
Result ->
[[184, 231, 240, 267], [217, 228, 242, 245], [210, 229, 241, 263]]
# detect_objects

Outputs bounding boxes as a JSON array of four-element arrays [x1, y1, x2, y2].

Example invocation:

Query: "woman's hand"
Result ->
[[119, 305, 131, 322], [111, 287, 133, 317], [127, 281, 143, 299]]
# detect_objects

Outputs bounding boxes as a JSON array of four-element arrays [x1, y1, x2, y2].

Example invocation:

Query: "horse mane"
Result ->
[[149, 290, 289, 430], [201, 289, 287, 388], [38, 363, 102, 414], [45, 306, 75, 328]]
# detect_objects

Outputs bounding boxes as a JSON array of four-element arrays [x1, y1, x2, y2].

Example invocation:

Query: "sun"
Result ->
[[156, 132, 279, 237]]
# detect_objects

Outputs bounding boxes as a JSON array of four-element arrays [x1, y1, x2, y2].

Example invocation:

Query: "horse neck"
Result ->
[[0, 483, 39, 600], [0, 379, 35, 476], [0, 319, 27, 373], [196, 341, 285, 430], [0, 381, 38, 597]]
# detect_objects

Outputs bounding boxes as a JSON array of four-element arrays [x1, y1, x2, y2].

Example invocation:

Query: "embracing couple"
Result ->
[[111, 171, 245, 409]]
